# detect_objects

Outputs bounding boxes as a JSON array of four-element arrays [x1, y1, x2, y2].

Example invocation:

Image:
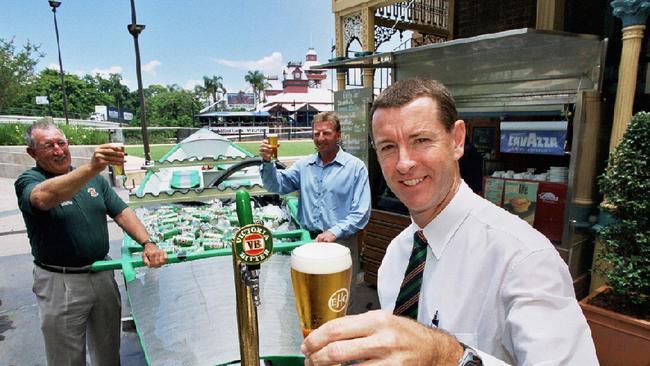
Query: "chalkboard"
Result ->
[[334, 88, 373, 167]]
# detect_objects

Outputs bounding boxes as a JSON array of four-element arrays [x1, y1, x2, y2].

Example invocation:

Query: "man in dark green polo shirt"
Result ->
[[14, 120, 167, 366]]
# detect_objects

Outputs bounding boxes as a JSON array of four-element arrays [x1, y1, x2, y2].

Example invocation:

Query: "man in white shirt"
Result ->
[[300, 78, 598, 365]]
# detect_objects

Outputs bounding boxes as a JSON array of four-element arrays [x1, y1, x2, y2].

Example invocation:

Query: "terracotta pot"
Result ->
[[579, 286, 650, 366]]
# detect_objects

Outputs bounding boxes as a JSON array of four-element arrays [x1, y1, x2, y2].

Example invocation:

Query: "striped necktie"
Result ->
[[393, 230, 428, 320]]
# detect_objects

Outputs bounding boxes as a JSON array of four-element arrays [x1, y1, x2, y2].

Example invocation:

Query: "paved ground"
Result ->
[[0, 156, 380, 365], [0, 175, 147, 366]]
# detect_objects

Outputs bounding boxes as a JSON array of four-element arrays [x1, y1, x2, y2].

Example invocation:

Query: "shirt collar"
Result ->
[[307, 146, 348, 166], [414, 181, 474, 259]]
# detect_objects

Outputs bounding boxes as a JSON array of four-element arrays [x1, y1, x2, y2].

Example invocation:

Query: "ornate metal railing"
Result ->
[[375, 0, 450, 31]]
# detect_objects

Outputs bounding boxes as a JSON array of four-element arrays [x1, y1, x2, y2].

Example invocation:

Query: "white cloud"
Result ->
[[90, 66, 124, 78], [47, 63, 60, 71], [215, 51, 283, 75], [142, 60, 161, 76], [184, 79, 202, 90]]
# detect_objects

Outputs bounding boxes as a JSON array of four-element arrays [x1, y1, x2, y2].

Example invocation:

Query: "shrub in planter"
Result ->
[[594, 111, 649, 315]]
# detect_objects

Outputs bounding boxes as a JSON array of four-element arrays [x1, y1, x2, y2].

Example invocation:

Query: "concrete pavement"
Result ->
[[0, 175, 146, 366]]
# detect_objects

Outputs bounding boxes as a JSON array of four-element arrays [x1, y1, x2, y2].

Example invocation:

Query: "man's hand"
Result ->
[[315, 230, 337, 242], [142, 242, 167, 268], [258, 139, 279, 162], [301, 310, 464, 366], [89, 143, 125, 173]]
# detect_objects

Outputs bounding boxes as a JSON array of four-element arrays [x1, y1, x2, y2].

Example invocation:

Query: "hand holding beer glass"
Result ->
[[110, 142, 126, 177], [267, 133, 279, 160], [291, 242, 352, 338]]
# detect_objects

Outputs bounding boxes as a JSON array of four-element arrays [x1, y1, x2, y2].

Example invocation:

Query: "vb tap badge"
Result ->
[[233, 223, 273, 264]]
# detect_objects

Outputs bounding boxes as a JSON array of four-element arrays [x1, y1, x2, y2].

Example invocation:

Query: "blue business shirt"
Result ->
[[260, 148, 371, 239]]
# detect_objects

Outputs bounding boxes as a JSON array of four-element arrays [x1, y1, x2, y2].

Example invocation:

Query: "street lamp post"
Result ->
[[48, 0, 70, 125], [128, 0, 152, 162]]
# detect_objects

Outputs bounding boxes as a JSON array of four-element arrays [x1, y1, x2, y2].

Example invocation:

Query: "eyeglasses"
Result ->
[[39, 140, 68, 151]]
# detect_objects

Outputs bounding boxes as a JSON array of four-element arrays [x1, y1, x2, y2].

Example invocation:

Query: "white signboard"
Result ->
[[123, 111, 134, 121], [36, 96, 49, 105], [211, 127, 269, 135]]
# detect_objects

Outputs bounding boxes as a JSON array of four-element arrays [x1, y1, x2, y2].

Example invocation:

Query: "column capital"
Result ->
[[611, 0, 650, 27]]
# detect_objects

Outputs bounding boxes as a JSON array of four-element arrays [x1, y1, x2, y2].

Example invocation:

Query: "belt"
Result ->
[[34, 260, 93, 274]]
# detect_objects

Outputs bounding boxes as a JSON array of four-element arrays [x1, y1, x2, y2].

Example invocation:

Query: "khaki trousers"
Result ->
[[32, 266, 121, 366]]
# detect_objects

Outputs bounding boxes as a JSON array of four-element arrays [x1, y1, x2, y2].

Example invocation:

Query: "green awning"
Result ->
[[170, 170, 201, 189]]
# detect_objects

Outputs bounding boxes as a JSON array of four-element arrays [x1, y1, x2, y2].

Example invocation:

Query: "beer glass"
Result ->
[[110, 142, 126, 177], [267, 134, 278, 160], [291, 242, 352, 337]]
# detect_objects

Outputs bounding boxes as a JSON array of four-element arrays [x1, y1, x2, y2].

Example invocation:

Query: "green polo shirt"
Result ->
[[15, 166, 128, 267]]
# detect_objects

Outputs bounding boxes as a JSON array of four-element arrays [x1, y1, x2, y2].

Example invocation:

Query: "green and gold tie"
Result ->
[[393, 230, 428, 320]]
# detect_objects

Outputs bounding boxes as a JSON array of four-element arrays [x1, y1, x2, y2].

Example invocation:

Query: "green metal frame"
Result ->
[[92, 228, 311, 282]]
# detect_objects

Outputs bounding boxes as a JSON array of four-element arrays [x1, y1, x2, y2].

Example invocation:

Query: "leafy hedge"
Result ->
[[596, 111, 650, 308], [0, 123, 109, 145]]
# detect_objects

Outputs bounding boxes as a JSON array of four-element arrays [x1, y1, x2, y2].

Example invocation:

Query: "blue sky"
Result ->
[[1, 1, 336, 93]]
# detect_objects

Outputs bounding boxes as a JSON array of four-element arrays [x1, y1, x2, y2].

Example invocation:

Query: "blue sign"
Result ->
[[500, 130, 567, 155]]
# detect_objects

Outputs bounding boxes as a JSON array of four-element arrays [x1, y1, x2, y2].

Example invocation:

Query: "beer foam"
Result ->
[[291, 242, 351, 274]]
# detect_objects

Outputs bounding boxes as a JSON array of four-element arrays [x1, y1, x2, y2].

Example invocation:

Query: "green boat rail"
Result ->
[[91, 228, 311, 282]]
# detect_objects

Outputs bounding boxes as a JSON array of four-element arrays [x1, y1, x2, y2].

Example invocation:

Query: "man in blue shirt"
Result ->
[[259, 112, 371, 311]]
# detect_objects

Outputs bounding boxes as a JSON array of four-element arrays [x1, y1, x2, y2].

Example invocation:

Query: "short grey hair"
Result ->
[[24, 120, 65, 149], [312, 112, 341, 132]]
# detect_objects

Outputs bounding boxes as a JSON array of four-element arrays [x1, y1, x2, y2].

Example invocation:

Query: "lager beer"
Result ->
[[267, 134, 278, 160], [111, 142, 126, 177], [291, 242, 352, 337]]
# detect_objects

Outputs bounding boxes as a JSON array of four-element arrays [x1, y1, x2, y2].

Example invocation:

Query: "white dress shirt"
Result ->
[[378, 182, 598, 365]]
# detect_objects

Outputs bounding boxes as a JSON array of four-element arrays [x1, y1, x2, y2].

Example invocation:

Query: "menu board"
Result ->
[[483, 177, 505, 206], [503, 180, 540, 226], [335, 88, 373, 167]]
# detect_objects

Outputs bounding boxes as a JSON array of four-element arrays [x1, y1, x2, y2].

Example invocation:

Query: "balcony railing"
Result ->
[[374, 0, 450, 33]]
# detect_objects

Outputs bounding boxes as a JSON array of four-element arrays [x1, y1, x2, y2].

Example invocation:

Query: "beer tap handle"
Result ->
[[250, 271, 261, 307], [240, 264, 262, 307]]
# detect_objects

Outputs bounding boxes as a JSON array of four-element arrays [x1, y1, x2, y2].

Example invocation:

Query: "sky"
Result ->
[[1, 0, 337, 94]]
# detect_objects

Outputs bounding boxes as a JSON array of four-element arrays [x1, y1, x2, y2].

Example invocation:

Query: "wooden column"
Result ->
[[573, 91, 602, 208], [609, 24, 645, 150], [334, 13, 347, 91], [574, 91, 602, 206], [361, 7, 375, 89], [608, 0, 650, 151], [536, 0, 565, 31]]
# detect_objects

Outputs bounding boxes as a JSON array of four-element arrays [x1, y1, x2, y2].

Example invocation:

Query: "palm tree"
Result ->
[[202, 75, 226, 104], [244, 70, 270, 104]]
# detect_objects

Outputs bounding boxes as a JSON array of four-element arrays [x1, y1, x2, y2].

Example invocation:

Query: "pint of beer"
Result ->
[[291, 242, 352, 337], [267, 134, 278, 160], [111, 143, 125, 177]]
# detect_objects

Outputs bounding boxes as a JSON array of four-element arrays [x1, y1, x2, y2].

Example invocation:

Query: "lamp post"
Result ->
[[48, 0, 69, 125], [127, 0, 152, 162]]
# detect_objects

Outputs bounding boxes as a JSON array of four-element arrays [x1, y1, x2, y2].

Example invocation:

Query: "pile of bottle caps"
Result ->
[[135, 200, 292, 254]]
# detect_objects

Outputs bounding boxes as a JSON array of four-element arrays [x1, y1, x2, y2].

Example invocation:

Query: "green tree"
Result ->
[[20, 68, 104, 119], [95, 73, 130, 112], [0, 38, 44, 110], [244, 70, 270, 104], [145, 85, 201, 127]]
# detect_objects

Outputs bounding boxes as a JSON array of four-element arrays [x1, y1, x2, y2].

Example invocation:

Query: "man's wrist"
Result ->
[[457, 342, 483, 366], [142, 239, 157, 247]]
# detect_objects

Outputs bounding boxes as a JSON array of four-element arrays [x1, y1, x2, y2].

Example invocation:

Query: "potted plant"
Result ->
[[579, 111, 650, 366]]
